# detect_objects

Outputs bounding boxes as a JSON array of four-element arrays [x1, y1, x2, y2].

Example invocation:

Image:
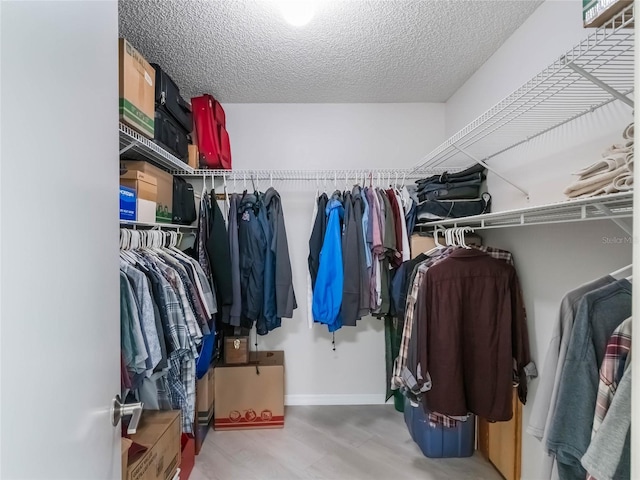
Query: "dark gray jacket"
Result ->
[[308, 193, 328, 290], [264, 187, 297, 320], [341, 191, 361, 326], [227, 193, 242, 327], [352, 186, 370, 317]]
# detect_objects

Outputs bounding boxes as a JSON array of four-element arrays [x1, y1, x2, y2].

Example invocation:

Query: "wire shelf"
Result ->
[[171, 168, 439, 182], [120, 220, 197, 230], [411, 4, 635, 173], [415, 191, 633, 231], [119, 123, 195, 173]]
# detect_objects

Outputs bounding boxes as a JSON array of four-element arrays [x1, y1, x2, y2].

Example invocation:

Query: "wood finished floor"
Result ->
[[190, 405, 503, 480]]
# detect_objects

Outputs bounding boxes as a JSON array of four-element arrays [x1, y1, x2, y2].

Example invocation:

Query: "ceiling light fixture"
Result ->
[[277, 0, 317, 27]]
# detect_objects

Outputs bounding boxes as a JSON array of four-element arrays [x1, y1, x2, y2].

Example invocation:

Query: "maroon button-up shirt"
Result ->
[[418, 248, 531, 421]]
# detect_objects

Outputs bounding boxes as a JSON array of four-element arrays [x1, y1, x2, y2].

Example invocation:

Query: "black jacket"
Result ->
[[308, 193, 328, 290], [206, 190, 233, 310]]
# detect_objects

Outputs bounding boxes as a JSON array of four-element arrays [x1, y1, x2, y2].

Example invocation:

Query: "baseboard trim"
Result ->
[[285, 394, 387, 406]]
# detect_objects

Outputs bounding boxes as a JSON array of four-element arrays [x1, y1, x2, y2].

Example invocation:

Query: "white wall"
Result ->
[[0, 1, 121, 478], [445, 1, 633, 479], [219, 103, 445, 404]]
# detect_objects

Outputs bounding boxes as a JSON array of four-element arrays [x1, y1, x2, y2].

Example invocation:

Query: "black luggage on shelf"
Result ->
[[153, 106, 189, 160], [151, 63, 193, 133]]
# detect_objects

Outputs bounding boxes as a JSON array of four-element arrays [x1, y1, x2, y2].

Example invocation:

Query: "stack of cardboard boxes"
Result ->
[[122, 411, 181, 480], [118, 38, 175, 224]]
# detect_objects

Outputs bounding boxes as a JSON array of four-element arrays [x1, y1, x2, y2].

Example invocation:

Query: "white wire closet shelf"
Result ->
[[119, 123, 195, 173], [411, 4, 635, 174], [415, 191, 633, 231], [172, 168, 435, 182], [120, 220, 197, 230]]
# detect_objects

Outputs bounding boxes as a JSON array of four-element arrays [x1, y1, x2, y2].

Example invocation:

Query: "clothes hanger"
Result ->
[[427, 227, 445, 255]]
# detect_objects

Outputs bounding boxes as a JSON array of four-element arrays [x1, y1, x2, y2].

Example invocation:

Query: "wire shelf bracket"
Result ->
[[452, 145, 530, 199], [564, 60, 634, 108], [593, 203, 633, 235]]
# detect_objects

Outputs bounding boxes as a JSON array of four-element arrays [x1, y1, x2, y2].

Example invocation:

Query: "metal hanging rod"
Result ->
[[170, 168, 444, 181]]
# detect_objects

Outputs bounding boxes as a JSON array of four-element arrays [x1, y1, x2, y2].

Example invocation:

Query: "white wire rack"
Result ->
[[119, 123, 195, 173], [120, 220, 197, 230], [415, 191, 633, 232], [171, 168, 437, 182], [410, 3, 635, 174]]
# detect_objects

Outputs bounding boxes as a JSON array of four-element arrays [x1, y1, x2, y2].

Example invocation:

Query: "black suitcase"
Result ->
[[153, 106, 189, 161], [151, 63, 193, 133]]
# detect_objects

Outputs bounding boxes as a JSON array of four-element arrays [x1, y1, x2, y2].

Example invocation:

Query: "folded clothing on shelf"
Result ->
[[564, 122, 634, 199], [414, 164, 490, 222], [416, 193, 492, 223]]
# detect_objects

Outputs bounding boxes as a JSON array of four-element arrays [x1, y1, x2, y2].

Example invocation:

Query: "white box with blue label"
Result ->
[[120, 186, 137, 221]]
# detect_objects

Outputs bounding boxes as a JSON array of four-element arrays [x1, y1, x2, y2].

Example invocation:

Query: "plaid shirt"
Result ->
[[585, 317, 632, 480], [142, 255, 200, 433]]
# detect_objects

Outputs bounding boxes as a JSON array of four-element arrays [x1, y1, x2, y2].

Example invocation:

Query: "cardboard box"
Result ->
[[137, 199, 157, 223], [119, 38, 155, 138], [187, 144, 199, 170], [196, 367, 214, 426], [120, 186, 137, 221], [122, 438, 133, 480], [121, 161, 173, 223], [410, 233, 483, 257], [214, 351, 284, 431], [224, 336, 249, 364], [121, 171, 158, 202], [126, 410, 181, 480]]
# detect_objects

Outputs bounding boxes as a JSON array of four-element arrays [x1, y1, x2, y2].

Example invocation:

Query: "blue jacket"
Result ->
[[312, 196, 344, 332]]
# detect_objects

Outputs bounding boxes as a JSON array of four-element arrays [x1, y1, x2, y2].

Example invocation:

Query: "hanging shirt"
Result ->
[[547, 279, 632, 479], [312, 195, 345, 332], [582, 365, 632, 480], [228, 193, 242, 327], [526, 275, 615, 480], [419, 249, 532, 421], [394, 190, 411, 262], [264, 187, 297, 322], [360, 187, 372, 268], [306, 189, 319, 329], [238, 193, 268, 331], [206, 190, 234, 313], [121, 262, 162, 375]]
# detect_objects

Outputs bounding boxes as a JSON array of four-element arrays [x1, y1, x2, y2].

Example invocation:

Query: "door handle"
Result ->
[[111, 394, 144, 434]]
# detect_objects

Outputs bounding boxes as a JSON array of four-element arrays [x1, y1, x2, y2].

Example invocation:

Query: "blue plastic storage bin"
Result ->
[[403, 396, 475, 458], [403, 397, 415, 440]]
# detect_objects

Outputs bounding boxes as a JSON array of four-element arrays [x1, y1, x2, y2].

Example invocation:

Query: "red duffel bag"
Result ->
[[191, 94, 232, 169]]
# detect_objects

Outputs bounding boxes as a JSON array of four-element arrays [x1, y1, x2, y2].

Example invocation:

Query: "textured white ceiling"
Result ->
[[119, 0, 542, 103]]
